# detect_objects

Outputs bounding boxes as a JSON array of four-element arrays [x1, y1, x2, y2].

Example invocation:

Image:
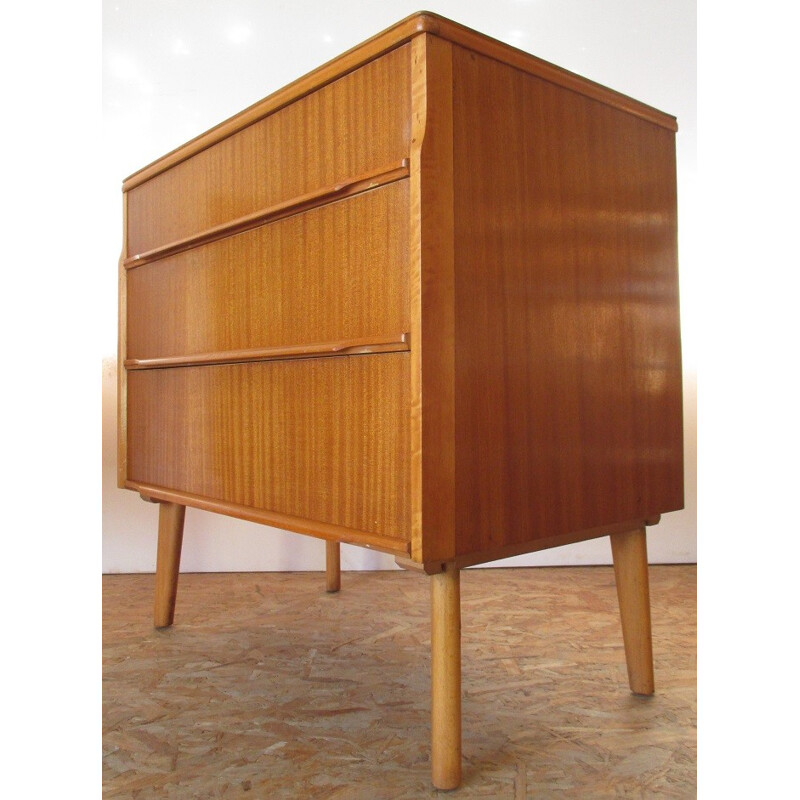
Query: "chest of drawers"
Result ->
[[118, 12, 683, 789]]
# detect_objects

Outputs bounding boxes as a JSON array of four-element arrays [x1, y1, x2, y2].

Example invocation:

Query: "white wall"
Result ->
[[101, 0, 697, 573]]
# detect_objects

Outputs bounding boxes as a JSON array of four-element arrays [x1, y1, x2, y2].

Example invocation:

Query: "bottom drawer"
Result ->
[[126, 353, 410, 545]]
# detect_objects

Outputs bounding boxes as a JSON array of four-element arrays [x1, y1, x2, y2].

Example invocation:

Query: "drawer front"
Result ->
[[126, 180, 409, 363], [126, 353, 411, 545], [126, 44, 411, 257]]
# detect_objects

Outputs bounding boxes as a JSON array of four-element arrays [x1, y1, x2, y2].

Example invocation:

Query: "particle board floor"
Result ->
[[103, 565, 696, 798]]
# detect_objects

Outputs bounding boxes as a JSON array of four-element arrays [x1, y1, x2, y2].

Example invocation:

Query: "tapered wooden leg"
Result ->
[[431, 563, 461, 790], [610, 527, 655, 695], [154, 502, 186, 628], [325, 540, 341, 593]]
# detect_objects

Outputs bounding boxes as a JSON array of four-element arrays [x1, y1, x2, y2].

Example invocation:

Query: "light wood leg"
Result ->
[[610, 527, 655, 695], [154, 502, 186, 628], [431, 563, 462, 790], [325, 540, 341, 593]]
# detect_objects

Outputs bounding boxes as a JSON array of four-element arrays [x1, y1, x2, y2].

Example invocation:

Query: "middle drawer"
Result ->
[[126, 179, 409, 363]]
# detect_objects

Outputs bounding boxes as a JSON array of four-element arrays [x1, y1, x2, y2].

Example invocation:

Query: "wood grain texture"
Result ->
[[124, 334, 409, 370], [431, 564, 462, 790], [409, 34, 456, 564], [119, 17, 682, 568], [126, 180, 409, 362], [421, 14, 676, 132], [127, 354, 411, 547], [124, 160, 409, 267], [153, 502, 186, 628], [126, 45, 411, 256], [325, 540, 341, 593], [450, 44, 683, 559], [610, 528, 655, 695], [127, 482, 410, 556], [121, 12, 674, 192]]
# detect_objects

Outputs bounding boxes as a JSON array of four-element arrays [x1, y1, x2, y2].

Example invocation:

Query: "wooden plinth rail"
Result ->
[[124, 160, 410, 269], [129, 481, 411, 557], [125, 333, 410, 370]]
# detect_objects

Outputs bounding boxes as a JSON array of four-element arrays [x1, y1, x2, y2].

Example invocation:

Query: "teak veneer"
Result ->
[[118, 11, 683, 790]]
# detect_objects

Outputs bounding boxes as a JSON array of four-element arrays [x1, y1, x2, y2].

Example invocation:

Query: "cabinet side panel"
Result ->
[[452, 46, 683, 556], [127, 354, 411, 546]]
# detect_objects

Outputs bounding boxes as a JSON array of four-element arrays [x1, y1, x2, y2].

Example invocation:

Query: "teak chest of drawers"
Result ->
[[118, 12, 683, 790]]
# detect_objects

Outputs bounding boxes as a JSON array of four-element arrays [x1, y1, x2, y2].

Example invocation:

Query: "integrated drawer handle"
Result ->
[[124, 333, 410, 370], [124, 159, 410, 269]]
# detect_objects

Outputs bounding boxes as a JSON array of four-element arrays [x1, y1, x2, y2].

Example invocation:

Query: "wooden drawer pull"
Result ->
[[124, 159, 410, 269], [124, 333, 410, 370]]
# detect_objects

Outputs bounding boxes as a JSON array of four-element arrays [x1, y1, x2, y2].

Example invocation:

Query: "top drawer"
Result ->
[[125, 45, 411, 257]]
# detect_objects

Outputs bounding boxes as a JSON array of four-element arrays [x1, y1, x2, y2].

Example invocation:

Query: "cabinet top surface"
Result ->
[[122, 10, 677, 191]]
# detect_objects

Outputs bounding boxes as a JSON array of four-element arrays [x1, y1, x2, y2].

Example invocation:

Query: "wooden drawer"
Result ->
[[126, 353, 411, 549], [125, 44, 411, 257], [125, 179, 409, 364]]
